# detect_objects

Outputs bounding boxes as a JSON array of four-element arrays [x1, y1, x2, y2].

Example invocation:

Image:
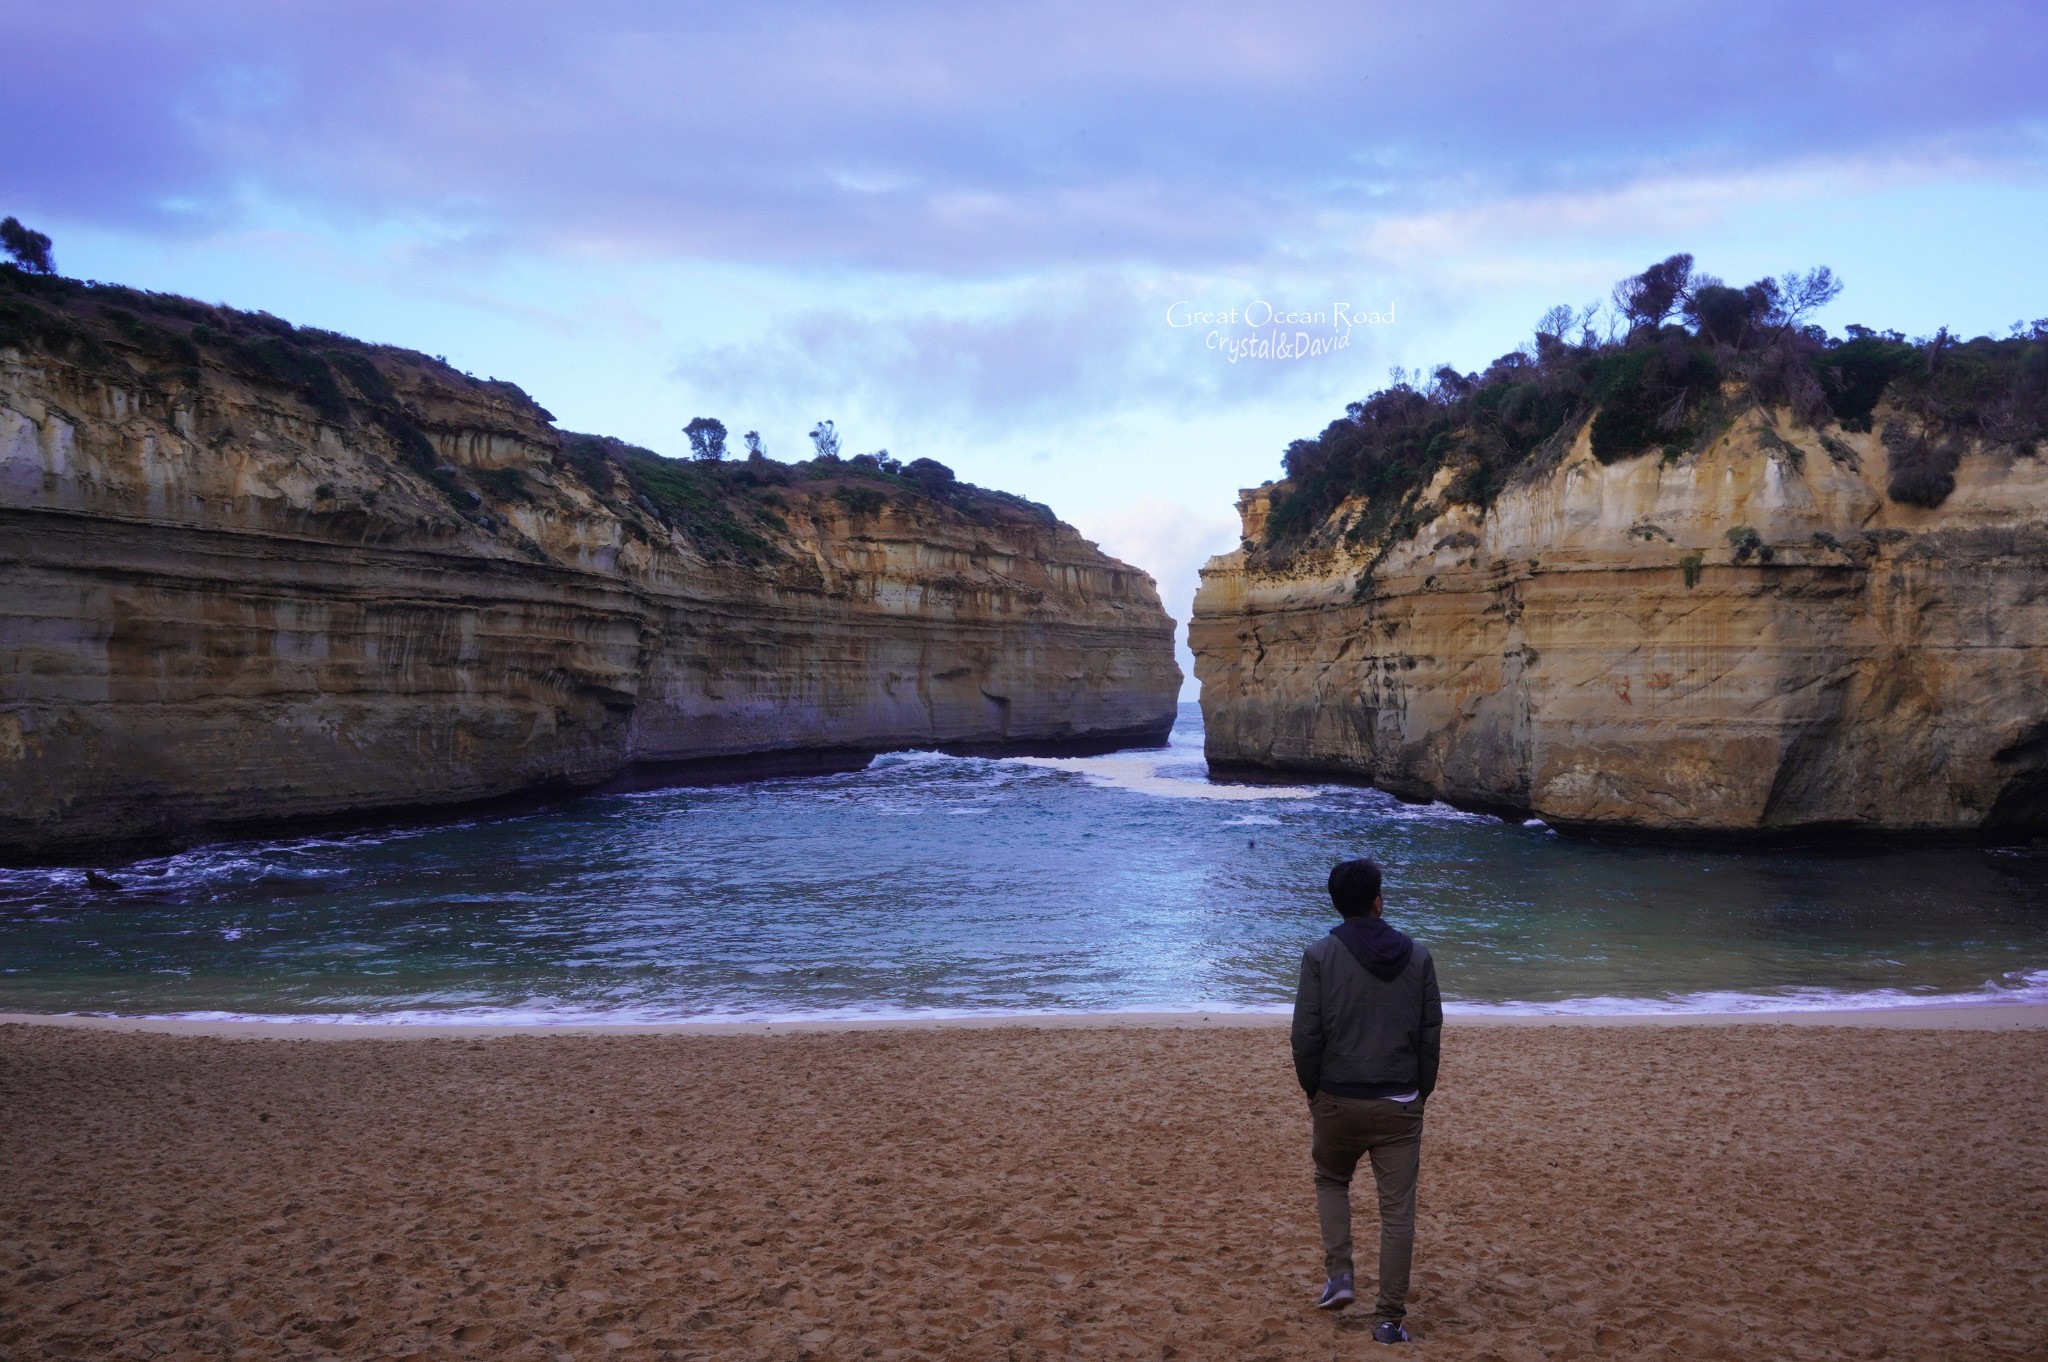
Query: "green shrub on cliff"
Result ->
[[1726, 525, 1771, 565], [1258, 256, 2048, 566], [0, 266, 1066, 551], [1881, 422, 1963, 508], [555, 429, 1050, 561], [1888, 327, 2048, 449], [0, 264, 524, 438], [1587, 341, 1724, 464], [833, 485, 888, 517], [0, 266, 528, 523], [1816, 333, 1917, 430]]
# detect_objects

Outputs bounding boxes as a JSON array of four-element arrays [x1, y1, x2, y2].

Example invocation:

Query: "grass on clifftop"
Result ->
[[0, 263, 544, 518], [1260, 254, 2048, 567], [0, 264, 1059, 562], [558, 432, 1059, 563]]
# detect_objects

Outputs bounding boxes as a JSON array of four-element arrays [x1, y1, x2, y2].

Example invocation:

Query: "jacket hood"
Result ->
[[1331, 916, 1414, 983]]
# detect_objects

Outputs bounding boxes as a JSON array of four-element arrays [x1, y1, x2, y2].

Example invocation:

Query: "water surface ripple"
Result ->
[[4, 706, 2045, 1022]]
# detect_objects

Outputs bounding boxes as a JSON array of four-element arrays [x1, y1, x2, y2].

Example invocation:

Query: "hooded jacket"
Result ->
[[1291, 916, 1442, 1102]]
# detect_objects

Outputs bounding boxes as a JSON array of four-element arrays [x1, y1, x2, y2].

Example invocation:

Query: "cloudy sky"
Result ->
[[8, 1, 2047, 690]]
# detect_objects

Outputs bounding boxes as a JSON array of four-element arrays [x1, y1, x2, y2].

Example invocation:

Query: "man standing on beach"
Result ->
[[1291, 857, 1441, 1343]]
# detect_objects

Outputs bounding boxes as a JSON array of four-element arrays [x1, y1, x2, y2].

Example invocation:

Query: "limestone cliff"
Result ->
[[1191, 412, 2048, 836], [0, 273, 1178, 860]]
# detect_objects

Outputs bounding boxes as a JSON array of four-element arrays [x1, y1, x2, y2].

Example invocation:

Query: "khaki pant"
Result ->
[[1310, 1090, 1423, 1322]]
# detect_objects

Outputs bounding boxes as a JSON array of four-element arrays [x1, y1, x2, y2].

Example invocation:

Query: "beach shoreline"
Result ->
[[2, 997, 2044, 1039]]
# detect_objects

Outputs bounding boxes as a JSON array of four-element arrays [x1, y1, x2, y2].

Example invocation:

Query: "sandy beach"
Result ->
[[4, 1014, 2045, 1361]]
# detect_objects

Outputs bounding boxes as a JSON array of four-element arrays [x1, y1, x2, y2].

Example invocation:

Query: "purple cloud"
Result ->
[[6, 1, 2045, 271]]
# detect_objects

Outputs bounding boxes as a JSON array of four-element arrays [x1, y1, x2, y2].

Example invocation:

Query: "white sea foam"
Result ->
[[1003, 753, 1322, 801], [103, 1001, 1296, 1027], [1443, 969, 2048, 1017], [1368, 797, 1498, 825], [92, 970, 2048, 1028]]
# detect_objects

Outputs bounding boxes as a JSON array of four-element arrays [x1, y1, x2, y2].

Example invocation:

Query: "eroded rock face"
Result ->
[[0, 334, 1178, 859], [1190, 414, 2048, 836]]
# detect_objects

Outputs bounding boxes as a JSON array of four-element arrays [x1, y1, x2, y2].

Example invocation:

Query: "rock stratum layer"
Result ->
[[0, 280, 1177, 860], [1191, 413, 2048, 836]]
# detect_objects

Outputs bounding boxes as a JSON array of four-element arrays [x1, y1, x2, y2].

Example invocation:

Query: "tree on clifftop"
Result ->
[[1612, 253, 1694, 333], [1, 217, 55, 274], [808, 419, 842, 461], [684, 416, 728, 461]]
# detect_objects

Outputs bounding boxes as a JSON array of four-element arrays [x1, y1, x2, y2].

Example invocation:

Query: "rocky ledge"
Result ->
[[1191, 412, 2048, 838], [0, 272, 1178, 860]]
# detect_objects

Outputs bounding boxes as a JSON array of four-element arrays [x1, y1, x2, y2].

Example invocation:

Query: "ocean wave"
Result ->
[[1002, 754, 1322, 802], [868, 749, 1006, 773], [1361, 796, 1500, 825], [1442, 969, 2048, 1017], [0, 819, 482, 903], [49, 970, 2048, 1028], [83, 1001, 1292, 1028]]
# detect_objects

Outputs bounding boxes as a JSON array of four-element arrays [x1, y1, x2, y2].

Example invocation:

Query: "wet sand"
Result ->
[[3, 1017, 2045, 1360], [6, 1000, 2048, 1038]]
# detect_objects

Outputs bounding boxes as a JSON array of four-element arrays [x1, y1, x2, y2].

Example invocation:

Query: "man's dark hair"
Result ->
[[1328, 858, 1383, 917]]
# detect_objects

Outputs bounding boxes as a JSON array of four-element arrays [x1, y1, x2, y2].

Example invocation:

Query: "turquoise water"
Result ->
[[2, 705, 2045, 1022]]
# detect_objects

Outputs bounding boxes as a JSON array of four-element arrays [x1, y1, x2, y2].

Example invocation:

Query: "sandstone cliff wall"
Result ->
[[1190, 413, 2048, 836], [0, 298, 1178, 860]]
